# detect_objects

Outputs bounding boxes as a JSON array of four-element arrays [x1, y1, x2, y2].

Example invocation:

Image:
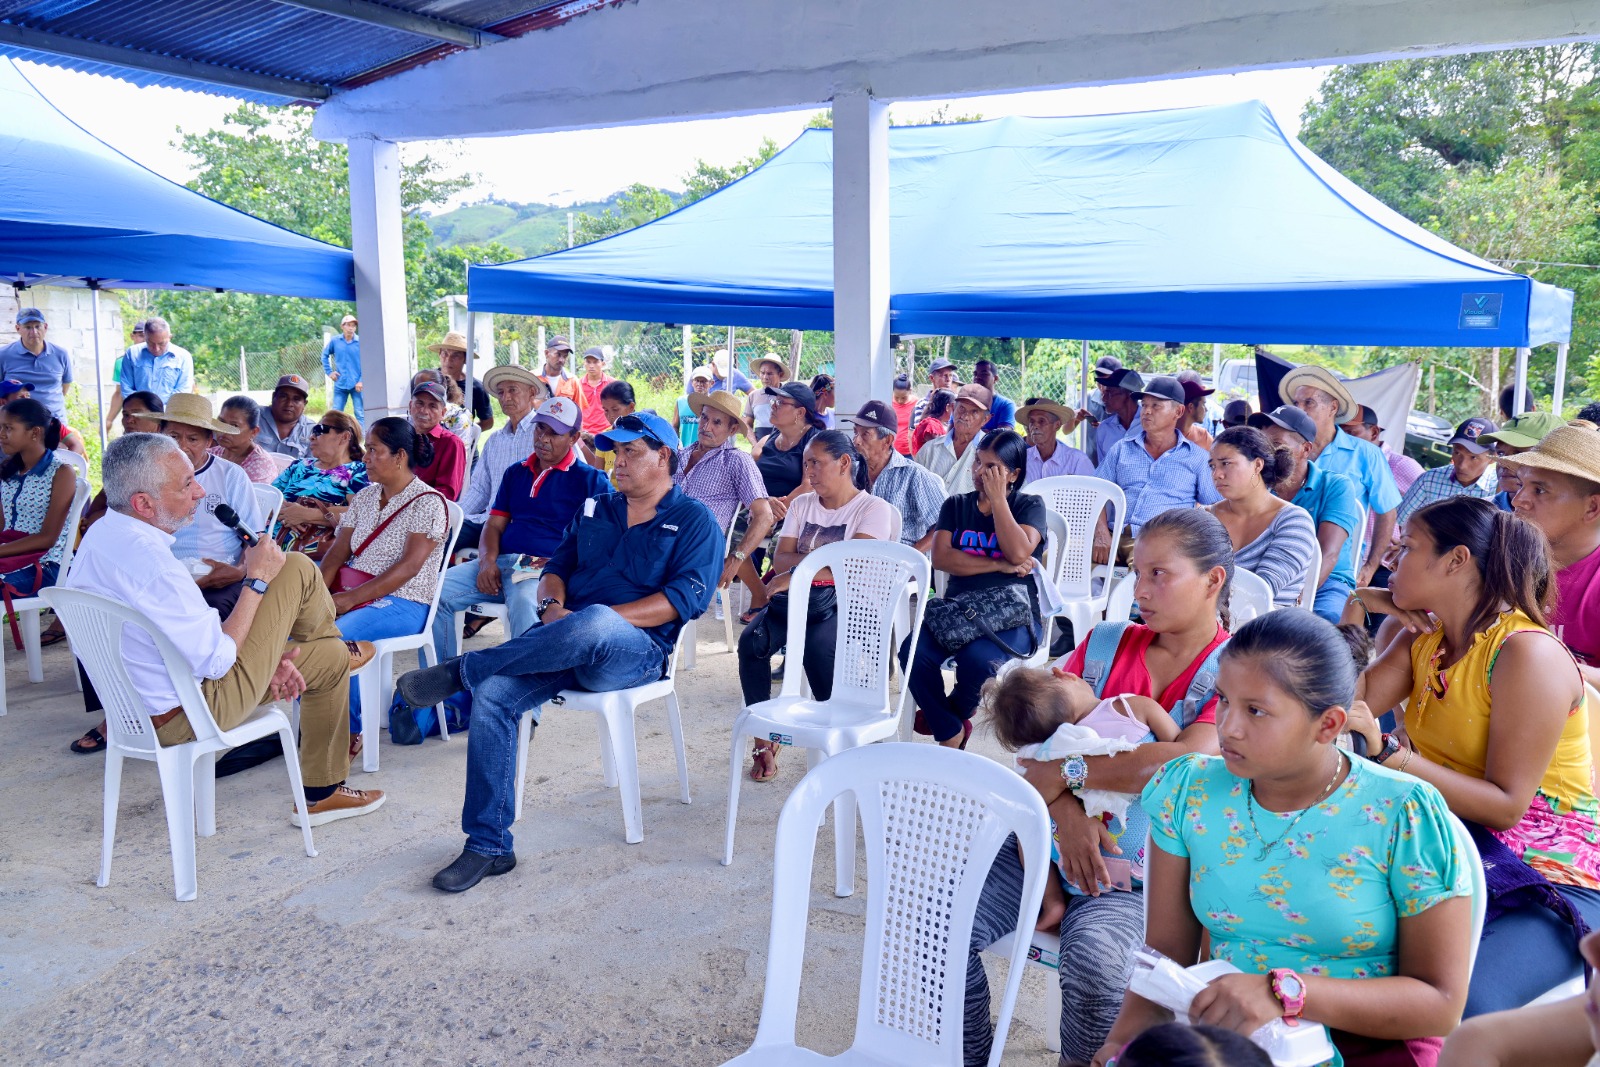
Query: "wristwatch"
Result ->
[[243, 577, 269, 596], [1269, 968, 1307, 1026], [1369, 732, 1402, 766], [535, 596, 562, 621], [732, 549, 748, 562], [1060, 754, 1089, 792]]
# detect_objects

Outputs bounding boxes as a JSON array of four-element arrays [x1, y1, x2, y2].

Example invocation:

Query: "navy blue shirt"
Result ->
[[490, 452, 612, 558], [544, 485, 723, 658]]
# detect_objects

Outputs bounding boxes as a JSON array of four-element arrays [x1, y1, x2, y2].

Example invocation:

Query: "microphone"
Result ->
[[213, 503, 260, 547]]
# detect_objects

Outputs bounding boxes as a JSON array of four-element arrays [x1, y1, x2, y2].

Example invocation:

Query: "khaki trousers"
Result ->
[[156, 553, 351, 788]]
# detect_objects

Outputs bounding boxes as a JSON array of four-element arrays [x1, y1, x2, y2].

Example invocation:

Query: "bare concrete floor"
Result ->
[[0, 618, 1058, 1066]]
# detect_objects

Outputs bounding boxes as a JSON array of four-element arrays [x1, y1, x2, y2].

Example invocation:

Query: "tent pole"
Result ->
[[1211, 342, 1222, 388], [1078, 339, 1090, 450], [682, 324, 692, 390], [465, 305, 476, 490], [90, 283, 106, 454], [1513, 346, 1530, 418], [1554, 342, 1569, 413]]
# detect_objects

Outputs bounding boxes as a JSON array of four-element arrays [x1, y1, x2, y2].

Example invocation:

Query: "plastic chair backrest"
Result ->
[[1230, 567, 1274, 626], [419, 500, 466, 637], [251, 483, 283, 534], [1297, 536, 1323, 608], [54, 478, 90, 579], [269, 451, 295, 473], [41, 587, 224, 756], [54, 448, 89, 481], [1447, 811, 1487, 977], [780, 540, 930, 717], [1025, 476, 1126, 602], [748, 744, 1051, 1065], [884, 500, 903, 545]]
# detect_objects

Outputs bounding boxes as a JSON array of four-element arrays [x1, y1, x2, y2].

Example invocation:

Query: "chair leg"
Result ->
[[97, 750, 125, 888], [722, 585, 736, 653], [194, 751, 218, 837], [666, 693, 691, 805], [159, 753, 199, 902], [1045, 990, 1062, 1054], [595, 714, 619, 788], [603, 707, 644, 844], [0, 649, 7, 716], [357, 662, 381, 773], [513, 709, 532, 823], [722, 715, 750, 866], [20, 608, 42, 684], [832, 787, 857, 898], [278, 726, 318, 859]]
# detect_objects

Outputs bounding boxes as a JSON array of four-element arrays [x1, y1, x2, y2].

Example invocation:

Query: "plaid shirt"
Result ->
[[1396, 463, 1498, 528], [459, 413, 537, 524], [870, 451, 947, 545], [1095, 429, 1221, 533], [674, 437, 768, 531]]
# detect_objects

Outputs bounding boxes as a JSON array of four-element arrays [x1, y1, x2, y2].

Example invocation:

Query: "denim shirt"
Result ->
[[544, 485, 724, 660]]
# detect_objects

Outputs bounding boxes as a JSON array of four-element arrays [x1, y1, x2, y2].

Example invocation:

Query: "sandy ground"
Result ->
[[0, 616, 1061, 1066]]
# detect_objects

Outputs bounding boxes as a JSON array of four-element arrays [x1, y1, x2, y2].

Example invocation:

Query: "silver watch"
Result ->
[[732, 549, 748, 562], [1060, 754, 1089, 792]]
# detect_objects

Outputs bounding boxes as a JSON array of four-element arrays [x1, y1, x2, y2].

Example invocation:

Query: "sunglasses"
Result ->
[[311, 423, 345, 437], [614, 414, 664, 448]]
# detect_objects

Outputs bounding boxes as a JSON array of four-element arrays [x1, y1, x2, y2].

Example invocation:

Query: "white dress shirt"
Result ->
[[458, 412, 537, 525], [914, 430, 984, 496], [65, 507, 238, 716], [171, 455, 261, 566]]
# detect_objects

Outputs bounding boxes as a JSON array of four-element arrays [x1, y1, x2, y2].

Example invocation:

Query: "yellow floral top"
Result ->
[[1142, 753, 1469, 981]]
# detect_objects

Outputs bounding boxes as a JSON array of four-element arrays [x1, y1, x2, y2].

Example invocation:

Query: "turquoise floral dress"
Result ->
[[1141, 753, 1469, 1064]]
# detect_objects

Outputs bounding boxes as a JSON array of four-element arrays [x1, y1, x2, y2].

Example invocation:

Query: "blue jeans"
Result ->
[[1, 559, 57, 595], [1465, 883, 1600, 1016], [458, 605, 665, 855], [1311, 576, 1353, 624], [430, 556, 543, 665], [905, 620, 1036, 744], [337, 595, 429, 731], [330, 383, 364, 424]]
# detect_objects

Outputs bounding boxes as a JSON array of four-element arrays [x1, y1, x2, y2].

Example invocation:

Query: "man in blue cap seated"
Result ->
[[398, 410, 723, 893]]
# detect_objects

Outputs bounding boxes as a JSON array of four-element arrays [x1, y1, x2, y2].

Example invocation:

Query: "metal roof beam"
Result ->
[[0, 22, 331, 100], [271, 1, 506, 48]]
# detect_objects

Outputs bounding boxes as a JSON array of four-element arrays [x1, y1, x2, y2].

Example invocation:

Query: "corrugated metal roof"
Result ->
[[0, 1, 589, 104]]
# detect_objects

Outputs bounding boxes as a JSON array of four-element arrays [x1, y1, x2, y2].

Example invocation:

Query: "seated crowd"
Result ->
[[31, 307, 1600, 1067]]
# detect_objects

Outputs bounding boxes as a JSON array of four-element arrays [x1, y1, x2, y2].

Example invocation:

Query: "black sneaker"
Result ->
[[432, 849, 517, 893], [397, 657, 465, 708]]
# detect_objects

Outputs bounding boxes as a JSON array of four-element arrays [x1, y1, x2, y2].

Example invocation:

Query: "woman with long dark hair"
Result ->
[[321, 417, 450, 752], [1207, 426, 1319, 606], [1348, 496, 1599, 1016], [0, 397, 74, 595], [907, 428, 1046, 749]]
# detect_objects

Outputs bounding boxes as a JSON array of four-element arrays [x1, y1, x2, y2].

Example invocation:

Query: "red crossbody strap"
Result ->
[[352, 489, 444, 557]]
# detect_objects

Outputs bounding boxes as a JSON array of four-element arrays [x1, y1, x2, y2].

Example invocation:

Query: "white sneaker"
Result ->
[[291, 785, 386, 827]]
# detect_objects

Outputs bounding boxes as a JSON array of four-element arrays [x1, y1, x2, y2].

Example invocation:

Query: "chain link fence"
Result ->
[[195, 339, 330, 408]]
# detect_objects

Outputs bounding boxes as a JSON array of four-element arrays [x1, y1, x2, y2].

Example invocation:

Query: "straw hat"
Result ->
[[688, 389, 750, 434], [752, 353, 790, 380], [1507, 420, 1600, 486], [1016, 398, 1076, 427], [1279, 365, 1356, 423], [132, 393, 239, 435], [481, 364, 551, 400], [429, 330, 468, 355]]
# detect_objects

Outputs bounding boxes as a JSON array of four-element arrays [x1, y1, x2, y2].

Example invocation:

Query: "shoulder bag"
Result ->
[[336, 489, 444, 609]]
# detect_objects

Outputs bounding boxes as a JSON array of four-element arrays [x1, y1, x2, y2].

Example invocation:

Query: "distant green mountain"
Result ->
[[423, 192, 664, 257]]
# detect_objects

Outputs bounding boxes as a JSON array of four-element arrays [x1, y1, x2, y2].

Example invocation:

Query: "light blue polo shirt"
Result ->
[[1291, 461, 1362, 587], [1095, 428, 1222, 533], [1316, 428, 1402, 518]]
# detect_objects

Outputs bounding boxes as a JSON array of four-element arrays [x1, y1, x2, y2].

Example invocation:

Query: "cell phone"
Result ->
[[1102, 856, 1135, 893]]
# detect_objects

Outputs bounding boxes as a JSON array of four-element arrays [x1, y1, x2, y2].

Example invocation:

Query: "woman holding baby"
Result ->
[[962, 508, 1238, 1066]]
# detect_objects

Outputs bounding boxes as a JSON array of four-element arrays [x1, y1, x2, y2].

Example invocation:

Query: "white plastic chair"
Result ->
[[685, 503, 745, 672], [269, 451, 295, 473], [351, 500, 464, 771], [510, 626, 692, 843], [1026, 476, 1127, 648], [12, 476, 91, 692], [41, 586, 316, 902], [53, 447, 89, 480], [1297, 537, 1323, 609], [252, 482, 283, 534], [723, 539, 931, 896], [1230, 567, 1275, 626], [717, 743, 1050, 1067]]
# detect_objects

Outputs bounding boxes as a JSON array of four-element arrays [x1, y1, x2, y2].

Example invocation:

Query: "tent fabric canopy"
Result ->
[[0, 60, 354, 300], [469, 101, 1571, 348]]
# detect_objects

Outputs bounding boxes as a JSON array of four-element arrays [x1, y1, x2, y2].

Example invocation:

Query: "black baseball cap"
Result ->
[[840, 399, 897, 435], [1130, 375, 1185, 405], [1448, 417, 1498, 455], [764, 381, 819, 414], [1093, 355, 1123, 382], [1249, 404, 1318, 444], [1102, 368, 1144, 394], [1221, 399, 1252, 427]]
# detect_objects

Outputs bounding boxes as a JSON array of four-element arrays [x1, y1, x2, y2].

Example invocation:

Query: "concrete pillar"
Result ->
[[831, 89, 891, 412], [348, 137, 409, 422]]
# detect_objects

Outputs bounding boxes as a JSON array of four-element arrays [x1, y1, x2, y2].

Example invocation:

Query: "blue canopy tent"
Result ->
[[469, 100, 1571, 360], [0, 59, 356, 443]]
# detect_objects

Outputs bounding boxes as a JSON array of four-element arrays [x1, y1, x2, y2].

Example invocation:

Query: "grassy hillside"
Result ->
[[424, 193, 634, 257]]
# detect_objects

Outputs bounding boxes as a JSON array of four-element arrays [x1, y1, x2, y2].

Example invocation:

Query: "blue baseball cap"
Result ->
[[0, 380, 30, 399], [596, 410, 676, 452], [15, 308, 44, 325]]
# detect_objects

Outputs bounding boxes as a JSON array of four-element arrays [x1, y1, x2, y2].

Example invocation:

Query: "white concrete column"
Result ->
[[831, 89, 891, 413], [348, 136, 409, 422]]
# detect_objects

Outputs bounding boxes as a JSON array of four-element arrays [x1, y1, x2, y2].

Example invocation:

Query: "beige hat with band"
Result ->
[[1509, 420, 1600, 486], [1279, 365, 1357, 423], [132, 393, 239, 435], [752, 353, 790, 380], [428, 330, 468, 355], [1016, 398, 1076, 427], [481, 364, 551, 401], [688, 389, 749, 434]]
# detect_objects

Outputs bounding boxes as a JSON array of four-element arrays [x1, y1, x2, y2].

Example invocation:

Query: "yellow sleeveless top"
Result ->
[[1406, 608, 1599, 888]]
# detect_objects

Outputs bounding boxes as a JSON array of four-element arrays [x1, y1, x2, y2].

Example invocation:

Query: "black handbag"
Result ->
[[743, 586, 838, 660], [923, 582, 1039, 657]]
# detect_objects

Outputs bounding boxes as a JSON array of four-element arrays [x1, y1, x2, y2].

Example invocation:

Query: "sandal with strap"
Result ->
[[70, 727, 106, 754], [750, 744, 779, 783]]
